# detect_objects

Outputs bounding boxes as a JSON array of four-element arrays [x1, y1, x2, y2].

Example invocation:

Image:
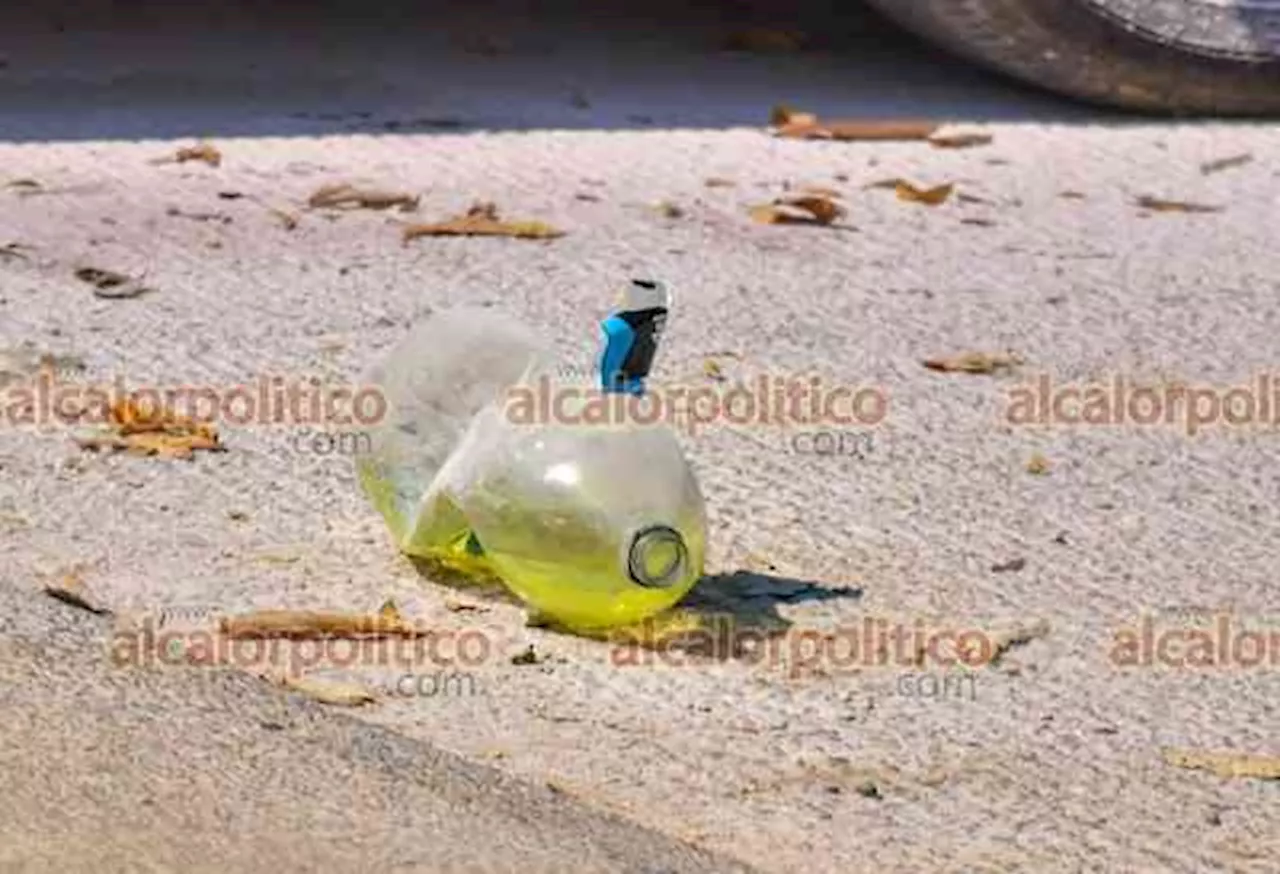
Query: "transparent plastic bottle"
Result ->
[[356, 282, 706, 631]]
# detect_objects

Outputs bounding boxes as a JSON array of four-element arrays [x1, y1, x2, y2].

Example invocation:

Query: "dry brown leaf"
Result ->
[[749, 193, 844, 226], [1200, 153, 1253, 176], [74, 397, 222, 459], [307, 183, 420, 212], [772, 108, 940, 142], [956, 619, 1049, 666], [703, 359, 726, 381], [157, 143, 222, 168], [280, 676, 377, 707], [220, 608, 428, 639], [704, 177, 735, 188], [1135, 195, 1222, 214], [893, 180, 955, 206], [43, 570, 110, 615], [928, 131, 994, 149], [1162, 749, 1280, 781], [5, 178, 42, 193], [74, 266, 154, 300], [923, 351, 1021, 374], [723, 28, 806, 53], [655, 201, 685, 219], [1059, 191, 1087, 200], [402, 202, 564, 241], [1026, 453, 1050, 475]]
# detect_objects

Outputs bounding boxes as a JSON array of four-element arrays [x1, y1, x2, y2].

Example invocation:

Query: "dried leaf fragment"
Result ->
[[891, 179, 955, 206], [402, 202, 564, 241], [280, 676, 377, 707], [1026, 453, 1050, 475], [655, 201, 684, 219], [1135, 196, 1222, 214], [923, 351, 1021, 374], [153, 142, 222, 168], [1162, 748, 1280, 781], [704, 177, 735, 188], [928, 131, 993, 149], [220, 608, 427, 640], [43, 570, 110, 615], [74, 397, 222, 459], [5, 178, 42, 193], [1199, 153, 1253, 176], [771, 106, 940, 142], [957, 619, 1050, 666], [0, 241, 32, 261], [703, 359, 726, 381], [749, 193, 844, 226], [307, 183, 420, 212], [74, 266, 154, 299]]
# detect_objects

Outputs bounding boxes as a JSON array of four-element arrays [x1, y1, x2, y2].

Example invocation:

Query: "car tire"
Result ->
[[860, 0, 1280, 115]]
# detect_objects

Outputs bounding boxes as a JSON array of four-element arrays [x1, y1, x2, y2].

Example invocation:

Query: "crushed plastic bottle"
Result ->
[[356, 281, 707, 631]]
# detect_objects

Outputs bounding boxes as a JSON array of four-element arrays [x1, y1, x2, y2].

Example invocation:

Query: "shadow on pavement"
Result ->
[[0, 0, 1121, 143]]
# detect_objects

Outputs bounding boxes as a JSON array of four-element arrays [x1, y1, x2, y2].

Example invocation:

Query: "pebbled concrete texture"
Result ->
[[1, 2, 1278, 872]]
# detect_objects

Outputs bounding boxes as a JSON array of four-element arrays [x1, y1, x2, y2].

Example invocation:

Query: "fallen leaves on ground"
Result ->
[[279, 675, 378, 707], [1135, 195, 1222, 214], [869, 178, 955, 206], [220, 606, 427, 639], [1026, 453, 1050, 475], [723, 28, 806, 53], [43, 569, 110, 615], [958, 619, 1050, 667], [402, 202, 564, 241], [270, 207, 299, 230], [0, 241, 33, 261], [74, 266, 154, 299], [923, 351, 1021, 374], [5, 178, 42, 194], [165, 206, 232, 224], [928, 131, 993, 149], [74, 397, 223, 459], [1200, 153, 1253, 176], [151, 142, 222, 168], [703, 359, 726, 381], [307, 183, 420, 212], [704, 177, 735, 188], [1162, 749, 1280, 781], [749, 192, 844, 226], [770, 106, 940, 142], [654, 201, 684, 219]]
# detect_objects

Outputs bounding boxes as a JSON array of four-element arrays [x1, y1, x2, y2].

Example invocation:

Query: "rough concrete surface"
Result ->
[[0, 2, 1277, 872]]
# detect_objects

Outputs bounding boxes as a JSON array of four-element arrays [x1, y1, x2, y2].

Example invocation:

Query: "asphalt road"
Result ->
[[0, 1, 1277, 872]]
